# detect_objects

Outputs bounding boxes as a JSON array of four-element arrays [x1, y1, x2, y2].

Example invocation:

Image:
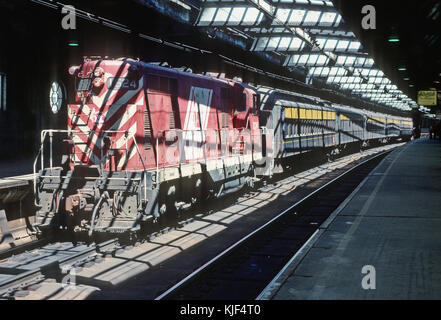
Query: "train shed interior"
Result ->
[[0, 0, 441, 305]]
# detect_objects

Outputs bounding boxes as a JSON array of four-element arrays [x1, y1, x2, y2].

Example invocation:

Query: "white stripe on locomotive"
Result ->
[[182, 86, 213, 161]]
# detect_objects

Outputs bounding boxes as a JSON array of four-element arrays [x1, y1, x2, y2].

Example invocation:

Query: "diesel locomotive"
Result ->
[[33, 58, 412, 235]]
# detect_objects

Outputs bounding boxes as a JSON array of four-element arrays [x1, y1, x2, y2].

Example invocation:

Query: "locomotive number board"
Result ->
[[107, 77, 138, 90]]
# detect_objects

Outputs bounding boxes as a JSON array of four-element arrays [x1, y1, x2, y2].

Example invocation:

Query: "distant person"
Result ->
[[429, 124, 434, 139], [412, 126, 421, 139], [435, 122, 441, 140]]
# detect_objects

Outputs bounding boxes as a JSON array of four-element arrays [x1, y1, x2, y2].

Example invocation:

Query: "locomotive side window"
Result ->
[[148, 75, 177, 95], [160, 77, 169, 92], [147, 75, 160, 91]]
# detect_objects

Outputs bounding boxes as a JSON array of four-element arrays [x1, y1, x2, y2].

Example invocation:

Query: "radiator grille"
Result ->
[[144, 108, 152, 149]]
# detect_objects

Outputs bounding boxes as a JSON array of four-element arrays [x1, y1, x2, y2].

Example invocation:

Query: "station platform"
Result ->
[[266, 137, 441, 300], [0, 157, 34, 203], [0, 158, 34, 179]]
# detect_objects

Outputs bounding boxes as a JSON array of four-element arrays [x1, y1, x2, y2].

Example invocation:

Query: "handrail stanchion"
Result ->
[[49, 131, 53, 169], [132, 136, 148, 203], [40, 130, 45, 171], [192, 130, 194, 162], [162, 132, 166, 178], [156, 132, 160, 188]]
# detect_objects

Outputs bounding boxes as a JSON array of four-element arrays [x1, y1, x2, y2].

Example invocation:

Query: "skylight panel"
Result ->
[[289, 10, 306, 24], [303, 11, 321, 26], [369, 69, 379, 77], [298, 55, 309, 64], [336, 56, 351, 66], [289, 37, 304, 50], [364, 58, 375, 67], [213, 7, 231, 25], [354, 57, 366, 67], [254, 37, 269, 51], [316, 55, 329, 65], [198, 7, 217, 26], [288, 55, 300, 65], [275, 8, 291, 23], [279, 37, 291, 50], [319, 12, 336, 26], [348, 41, 361, 52], [267, 37, 280, 50], [242, 7, 261, 25], [229, 7, 246, 25], [324, 39, 338, 50], [306, 54, 318, 65], [310, 0, 325, 5], [336, 40, 349, 51]]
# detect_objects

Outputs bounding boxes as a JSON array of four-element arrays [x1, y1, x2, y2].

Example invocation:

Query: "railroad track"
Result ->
[[0, 238, 120, 299], [154, 149, 390, 300], [0, 143, 402, 300]]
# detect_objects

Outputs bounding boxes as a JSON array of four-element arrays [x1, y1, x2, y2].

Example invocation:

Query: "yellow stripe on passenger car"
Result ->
[[329, 112, 336, 120], [293, 108, 298, 119]]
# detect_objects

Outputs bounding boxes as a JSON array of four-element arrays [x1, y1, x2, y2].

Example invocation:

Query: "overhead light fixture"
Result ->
[[68, 41, 79, 47], [403, 78, 410, 81], [398, 67, 407, 71], [388, 36, 400, 42], [409, 84, 414, 87]]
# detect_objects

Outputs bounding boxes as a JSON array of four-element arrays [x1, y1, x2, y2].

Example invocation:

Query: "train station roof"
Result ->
[[31, 0, 438, 114], [192, 0, 417, 111]]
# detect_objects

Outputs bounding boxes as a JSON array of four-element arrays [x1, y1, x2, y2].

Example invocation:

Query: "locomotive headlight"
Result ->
[[94, 67, 104, 78], [93, 77, 104, 88]]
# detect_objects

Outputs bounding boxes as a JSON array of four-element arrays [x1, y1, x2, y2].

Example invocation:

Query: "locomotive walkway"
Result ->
[[261, 137, 441, 300]]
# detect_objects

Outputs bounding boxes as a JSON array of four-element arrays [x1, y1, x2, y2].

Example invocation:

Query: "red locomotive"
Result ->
[[34, 58, 272, 234], [33, 57, 412, 235]]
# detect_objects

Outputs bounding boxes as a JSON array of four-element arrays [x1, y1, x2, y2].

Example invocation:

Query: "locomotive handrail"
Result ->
[[33, 129, 148, 205]]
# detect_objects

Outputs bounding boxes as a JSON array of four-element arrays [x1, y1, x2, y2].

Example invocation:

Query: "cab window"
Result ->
[[236, 93, 247, 113]]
